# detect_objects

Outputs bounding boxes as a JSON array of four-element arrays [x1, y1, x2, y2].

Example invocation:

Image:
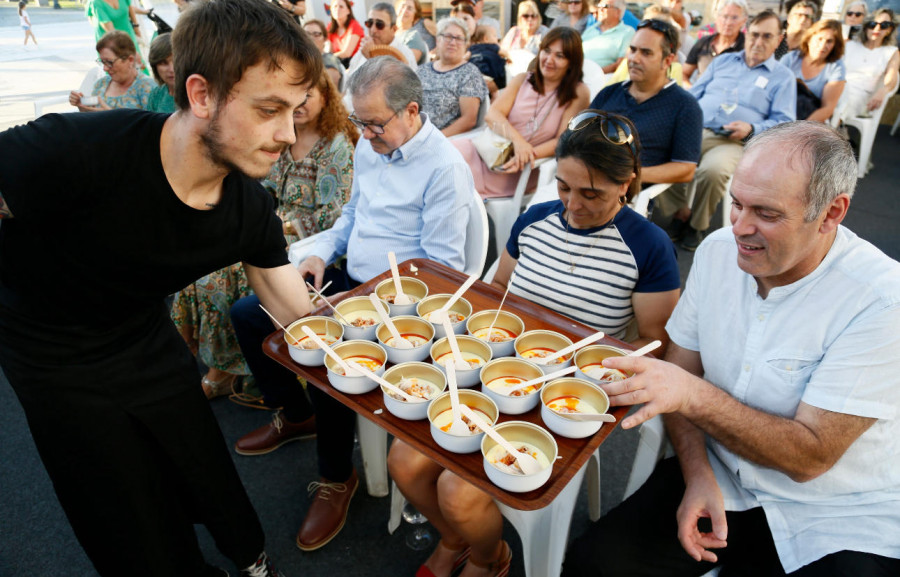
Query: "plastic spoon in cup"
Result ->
[[439, 312, 471, 371], [498, 365, 577, 396], [627, 340, 662, 358], [300, 327, 419, 402], [306, 281, 351, 325], [369, 293, 413, 349], [559, 412, 617, 423], [438, 274, 479, 313], [387, 251, 412, 306], [458, 404, 542, 475], [258, 304, 300, 346], [308, 280, 333, 306], [483, 273, 515, 344], [445, 363, 471, 436], [533, 331, 606, 366]]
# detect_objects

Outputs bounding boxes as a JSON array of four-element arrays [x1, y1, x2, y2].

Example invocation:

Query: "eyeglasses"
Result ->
[[567, 110, 637, 163], [348, 110, 399, 134], [597, 3, 612, 8], [305, 29, 324, 37], [520, 13, 539, 18], [791, 11, 814, 20], [96, 56, 124, 68], [748, 31, 777, 41], [562, 1, 582, 4], [846, 11, 864, 17], [438, 32, 466, 44], [866, 21, 895, 30], [365, 18, 388, 30]]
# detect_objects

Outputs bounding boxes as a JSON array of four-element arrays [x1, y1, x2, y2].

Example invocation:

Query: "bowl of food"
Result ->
[[428, 389, 499, 454], [574, 345, 632, 384], [333, 296, 381, 341], [480, 357, 545, 415], [324, 340, 388, 394], [430, 335, 492, 388], [416, 295, 473, 339], [376, 315, 435, 363], [540, 378, 611, 438], [514, 330, 574, 375], [466, 310, 525, 358], [374, 277, 429, 317], [285, 316, 344, 366], [381, 362, 447, 420], [481, 421, 557, 492]]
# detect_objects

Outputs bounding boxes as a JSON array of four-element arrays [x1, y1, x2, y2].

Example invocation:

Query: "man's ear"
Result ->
[[819, 193, 850, 234], [185, 74, 214, 119]]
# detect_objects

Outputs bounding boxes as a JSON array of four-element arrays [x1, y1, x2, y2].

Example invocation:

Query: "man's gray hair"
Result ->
[[717, 0, 749, 16], [846, 0, 868, 14], [347, 56, 423, 112], [744, 121, 857, 222], [371, 2, 397, 26], [613, 0, 627, 12], [437, 16, 470, 43]]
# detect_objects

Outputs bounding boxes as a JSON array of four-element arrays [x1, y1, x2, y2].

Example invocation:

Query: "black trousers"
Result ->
[[562, 457, 900, 577], [230, 265, 361, 482], [1, 308, 264, 577]]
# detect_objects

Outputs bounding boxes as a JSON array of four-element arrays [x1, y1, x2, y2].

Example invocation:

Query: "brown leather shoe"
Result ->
[[296, 469, 358, 551], [234, 411, 316, 456]]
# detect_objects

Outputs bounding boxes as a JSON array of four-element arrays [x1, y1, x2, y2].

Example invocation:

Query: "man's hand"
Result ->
[[297, 256, 326, 290], [676, 474, 728, 563], [359, 36, 374, 59], [723, 120, 752, 141], [597, 356, 704, 429]]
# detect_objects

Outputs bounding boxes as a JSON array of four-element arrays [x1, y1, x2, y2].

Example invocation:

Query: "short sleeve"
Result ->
[[506, 201, 561, 259], [617, 210, 680, 293], [826, 60, 846, 83], [240, 181, 289, 269], [685, 36, 705, 65], [665, 235, 706, 352], [458, 64, 489, 100]]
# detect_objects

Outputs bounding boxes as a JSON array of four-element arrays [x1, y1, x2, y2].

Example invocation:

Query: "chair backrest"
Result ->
[[463, 187, 489, 277], [505, 49, 537, 86], [79, 66, 105, 95], [582, 59, 607, 101]]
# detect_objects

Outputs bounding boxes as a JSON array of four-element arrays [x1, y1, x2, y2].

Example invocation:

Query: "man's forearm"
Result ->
[[665, 412, 714, 484], [641, 162, 696, 184]]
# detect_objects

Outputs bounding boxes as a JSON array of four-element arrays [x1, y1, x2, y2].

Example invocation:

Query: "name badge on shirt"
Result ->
[[755, 76, 769, 89]]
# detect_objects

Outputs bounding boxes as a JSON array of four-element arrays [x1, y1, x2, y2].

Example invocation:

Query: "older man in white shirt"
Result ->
[[346, 1, 417, 78]]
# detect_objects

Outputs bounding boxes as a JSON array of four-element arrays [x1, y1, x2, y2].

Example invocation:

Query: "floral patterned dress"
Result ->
[[91, 74, 156, 110], [170, 132, 355, 378]]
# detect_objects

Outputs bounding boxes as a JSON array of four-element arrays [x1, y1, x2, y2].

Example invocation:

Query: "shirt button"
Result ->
[[743, 364, 750, 372], [757, 314, 765, 321]]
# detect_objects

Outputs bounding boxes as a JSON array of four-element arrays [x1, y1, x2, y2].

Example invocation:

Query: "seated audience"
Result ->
[[501, 0, 548, 55], [592, 18, 702, 185], [468, 25, 507, 96], [394, 0, 430, 63], [843, 0, 867, 40], [662, 0, 694, 53], [306, 19, 346, 91], [551, 0, 592, 33], [581, 0, 636, 73], [347, 2, 418, 77], [837, 8, 899, 121], [328, 0, 364, 67], [146, 33, 176, 113], [682, 0, 747, 87], [464, 0, 501, 38], [662, 10, 796, 251], [450, 1, 478, 38], [775, 0, 818, 60], [454, 27, 590, 199], [562, 120, 900, 577], [172, 72, 357, 399], [231, 57, 477, 552], [418, 18, 489, 136], [396, 0, 436, 53], [389, 112, 680, 577], [781, 19, 846, 122], [69, 30, 155, 112]]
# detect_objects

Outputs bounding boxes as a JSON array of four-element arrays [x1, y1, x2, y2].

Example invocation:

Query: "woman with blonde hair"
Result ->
[[501, 0, 548, 54], [551, 0, 591, 33]]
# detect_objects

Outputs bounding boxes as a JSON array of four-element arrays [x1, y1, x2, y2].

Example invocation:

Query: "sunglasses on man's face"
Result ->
[[866, 20, 895, 30], [365, 18, 388, 30], [846, 11, 864, 17]]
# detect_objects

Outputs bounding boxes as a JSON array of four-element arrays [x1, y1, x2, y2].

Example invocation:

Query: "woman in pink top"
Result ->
[[328, 0, 364, 67], [454, 26, 591, 199]]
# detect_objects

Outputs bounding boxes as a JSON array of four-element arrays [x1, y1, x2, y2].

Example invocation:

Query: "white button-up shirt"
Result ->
[[666, 226, 900, 572]]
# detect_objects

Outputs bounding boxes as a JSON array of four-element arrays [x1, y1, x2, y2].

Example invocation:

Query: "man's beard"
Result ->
[[201, 112, 284, 179]]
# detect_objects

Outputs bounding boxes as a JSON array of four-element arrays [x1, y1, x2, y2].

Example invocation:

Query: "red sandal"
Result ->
[[415, 542, 471, 577], [465, 540, 512, 577]]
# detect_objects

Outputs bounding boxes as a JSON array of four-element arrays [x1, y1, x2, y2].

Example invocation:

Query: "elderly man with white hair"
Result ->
[[581, 0, 636, 73], [683, 0, 748, 86]]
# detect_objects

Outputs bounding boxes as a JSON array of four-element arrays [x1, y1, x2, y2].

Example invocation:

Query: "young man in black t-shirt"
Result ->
[[0, 0, 321, 575]]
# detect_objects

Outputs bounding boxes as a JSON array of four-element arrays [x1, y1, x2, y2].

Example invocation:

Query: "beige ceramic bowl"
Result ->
[[428, 389, 499, 454], [324, 340, 388, 394], [479, 357, 545, 415], [381, 362, 447, 420], [514, 330, 574, 375], [285, 316, 344, 366], [481, 420, 557, 492], [540, 378, 611, 439], [416, 294, 473, 339], [429, 335, 493, 388], [374, 277, 429, 316], [466, 310, 525, 358]]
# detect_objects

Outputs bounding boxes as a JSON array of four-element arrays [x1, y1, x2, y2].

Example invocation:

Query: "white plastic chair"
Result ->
[[506, 49, 537, 86], [837, 77, 899, 178], [891, 112, 900, 136], [33, 66, 104, 119], [629, 183, 673, 218], [582, 59, 607, 101]]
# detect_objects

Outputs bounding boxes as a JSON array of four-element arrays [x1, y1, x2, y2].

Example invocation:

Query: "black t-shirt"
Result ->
[[0, 110, 288, 334]]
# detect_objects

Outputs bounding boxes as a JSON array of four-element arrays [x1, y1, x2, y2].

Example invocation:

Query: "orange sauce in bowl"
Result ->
[[521, 347, 569, 364], [295, 333, 338, 349], [333, 355, 384, 376]]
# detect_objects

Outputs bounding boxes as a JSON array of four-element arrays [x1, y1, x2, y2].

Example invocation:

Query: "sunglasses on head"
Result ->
[[567, 111, 637, 163], [866, 20, 895, 29], [365, 18, 388, 30], [846, 10, 864, 17]]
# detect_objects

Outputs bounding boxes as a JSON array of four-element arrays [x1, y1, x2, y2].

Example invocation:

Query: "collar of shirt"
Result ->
[[732, 50, 780, 72], [381, 113, 433, 163]]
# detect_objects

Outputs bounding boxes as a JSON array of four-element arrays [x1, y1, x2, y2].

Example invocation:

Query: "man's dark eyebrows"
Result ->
[[253, 96, 294, 107], [729, 192, 782, 214]]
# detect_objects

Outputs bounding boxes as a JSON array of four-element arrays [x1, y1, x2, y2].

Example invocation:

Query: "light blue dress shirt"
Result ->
[[310, 115, 476, 283], [780, 50, 846, 99], [666, 226, 900, 572], [689, 51, 797, 133]]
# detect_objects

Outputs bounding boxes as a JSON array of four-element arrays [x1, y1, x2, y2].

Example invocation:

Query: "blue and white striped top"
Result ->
[[506, 200, 679, 337]]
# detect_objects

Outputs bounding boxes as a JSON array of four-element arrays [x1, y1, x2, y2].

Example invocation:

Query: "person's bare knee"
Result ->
[[437, 472, 493, 524], [388, 439, 440, 489]]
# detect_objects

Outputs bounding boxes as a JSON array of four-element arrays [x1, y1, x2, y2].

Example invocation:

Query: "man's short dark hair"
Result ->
[[172, 0, 322, 111], [749, 9, 782, 29], [637, 18, 680, 57]]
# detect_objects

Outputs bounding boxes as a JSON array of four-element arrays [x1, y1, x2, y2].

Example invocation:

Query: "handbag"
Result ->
[[795, 78, 822, 121], [471, 126, 514, 170]]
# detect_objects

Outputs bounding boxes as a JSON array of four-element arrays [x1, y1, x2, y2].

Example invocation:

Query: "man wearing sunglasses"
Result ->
[[345, 1, 417, 80], [664, 10, 796, 251], [590, 18, 703, 185]]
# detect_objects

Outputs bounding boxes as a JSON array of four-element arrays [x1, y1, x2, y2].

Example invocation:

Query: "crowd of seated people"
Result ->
[[69, 30, 155, 111]]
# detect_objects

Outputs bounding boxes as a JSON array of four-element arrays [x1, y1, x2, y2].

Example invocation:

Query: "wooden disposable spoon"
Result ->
[[445, 363, 470, 436], [483, 273, 515, 344], [534, 331, 606, 366], [498, 366, 577, 396], [627, 340, 662, 358], [387, 251, 412, 306], [306, 281, 351, 325], [558, 412, 617, 423], [439, 312, 471, 371], [369, 293, 413, 349], [458, 405, 542, 475], [438, 274, 479, 313], [259, 304, 300, 346]]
